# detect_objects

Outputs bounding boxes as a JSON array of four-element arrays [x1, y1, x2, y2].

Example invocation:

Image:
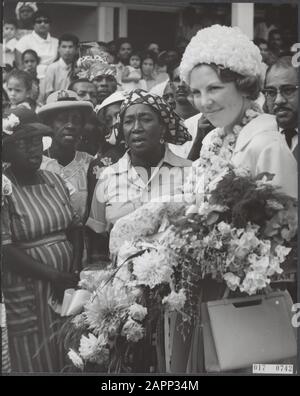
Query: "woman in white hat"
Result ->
[[38, 90, 94, 222], [182, 24, 297, 200], [170, 24, 297, 374]]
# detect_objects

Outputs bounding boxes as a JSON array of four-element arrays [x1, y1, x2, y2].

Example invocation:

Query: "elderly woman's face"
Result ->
[[123, 104, 164, 155], [11, 135, 43, 172], [189, 64, 244, 128], [50, 109, 84, 149]]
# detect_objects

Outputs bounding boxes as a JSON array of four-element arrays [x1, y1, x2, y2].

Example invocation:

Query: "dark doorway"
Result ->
[[128, 10, 179, 51]]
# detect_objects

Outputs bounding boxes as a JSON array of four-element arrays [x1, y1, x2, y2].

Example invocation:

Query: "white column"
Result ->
[[119, 5, 128, 37], [231, 3, 254, 39], [97, 5, 114, 42]]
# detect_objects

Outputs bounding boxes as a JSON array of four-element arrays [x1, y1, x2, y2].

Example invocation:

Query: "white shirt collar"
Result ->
[[32, 30, 51, 43], [117, 144, 191, 173], [58, 57, 72, 70]]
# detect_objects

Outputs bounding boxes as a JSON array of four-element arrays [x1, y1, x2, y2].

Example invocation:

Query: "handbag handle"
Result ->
[[232, 298, 262, 308]]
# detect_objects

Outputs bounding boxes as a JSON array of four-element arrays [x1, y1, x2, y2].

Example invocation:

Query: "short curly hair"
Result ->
[[194, 63, 261, 101]]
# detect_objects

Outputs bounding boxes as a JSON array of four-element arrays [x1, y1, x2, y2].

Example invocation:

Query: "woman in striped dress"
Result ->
[[2, 107, 82, 372]]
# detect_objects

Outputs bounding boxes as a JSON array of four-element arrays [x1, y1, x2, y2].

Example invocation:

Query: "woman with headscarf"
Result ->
[[15, 2, 37, 39], [86, 88, 192, 250], [2, 107, 82, 372]]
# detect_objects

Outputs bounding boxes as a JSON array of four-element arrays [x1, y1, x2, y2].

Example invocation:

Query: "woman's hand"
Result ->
[[50, 271, 80, 302], [188, 115, 214, 161]]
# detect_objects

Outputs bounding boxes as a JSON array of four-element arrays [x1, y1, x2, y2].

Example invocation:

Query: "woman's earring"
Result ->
[[160, 137, 165, 144]]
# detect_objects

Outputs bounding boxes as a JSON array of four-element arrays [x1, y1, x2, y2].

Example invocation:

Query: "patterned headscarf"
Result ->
[[76, 53, 117, 81], [116, 89, 192, 145], [15, 2, 38, 20]]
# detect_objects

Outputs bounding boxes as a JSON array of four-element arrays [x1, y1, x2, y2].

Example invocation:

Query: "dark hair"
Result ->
[[4, 18, 18, 28], [129, 52, 141, 60], [68, 78, 93, 91], [21, 49, 40, 64], [141, 52, 157, 66], [59, 33, 79, 47], [116, 37, 133, 52], [265, 56, 295, 83], [254, 38, 268, 47], [33, 10, 51, 24], [7, 69, 33, 91], [195, 63, 261, 100]]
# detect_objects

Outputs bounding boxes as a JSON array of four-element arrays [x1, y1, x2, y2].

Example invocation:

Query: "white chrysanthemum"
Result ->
[[68, 348, 84, 369], [162, 289, 186, 311], [78, 333, 109, 365], [84, 285, 133, 334], [132, 248, 174, 289], [128, 303, 148, 321], [121, 318, 145, 343], [223, 272, 241, 291], [78, 333, 99, 359], [180, 24, 264, 84]]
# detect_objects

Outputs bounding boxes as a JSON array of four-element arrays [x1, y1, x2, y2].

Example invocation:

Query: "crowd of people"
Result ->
[[1, 2, 298, 374]]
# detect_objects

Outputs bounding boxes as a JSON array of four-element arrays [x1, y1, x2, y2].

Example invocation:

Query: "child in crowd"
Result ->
[[140, 52, 158, 91], [3, 19, 18, 67], [121, 52, 142, 91], [6, 69, 32, 109], [22, 49, 40, 79]]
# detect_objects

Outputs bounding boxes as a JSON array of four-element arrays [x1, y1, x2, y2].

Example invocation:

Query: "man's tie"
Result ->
[[282, 128, 297, 149]]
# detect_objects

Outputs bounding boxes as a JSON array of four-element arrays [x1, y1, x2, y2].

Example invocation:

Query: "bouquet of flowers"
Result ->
[[65, 165, 296, 372]]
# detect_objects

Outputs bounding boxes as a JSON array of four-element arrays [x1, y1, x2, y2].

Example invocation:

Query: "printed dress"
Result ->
[[41, 151, 94, 222], [2, 168, 80, 372]]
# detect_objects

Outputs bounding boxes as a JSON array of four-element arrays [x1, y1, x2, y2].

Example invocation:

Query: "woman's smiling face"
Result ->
[[189, 64, 245, 128]]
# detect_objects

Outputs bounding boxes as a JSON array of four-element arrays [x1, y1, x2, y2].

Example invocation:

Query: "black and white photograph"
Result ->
[[1, 0, 299, 377]]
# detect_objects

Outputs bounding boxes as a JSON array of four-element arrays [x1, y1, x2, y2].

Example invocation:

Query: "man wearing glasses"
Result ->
[[264, 56, 298, 159], [15, 11, 58, 82]]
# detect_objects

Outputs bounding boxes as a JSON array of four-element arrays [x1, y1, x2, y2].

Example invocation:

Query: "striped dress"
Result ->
[[2, 168, 80, 373]]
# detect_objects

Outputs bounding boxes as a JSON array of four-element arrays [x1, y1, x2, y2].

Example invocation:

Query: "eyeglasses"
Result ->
[[35, 19, 50, 24], [263, 85, 299, 100]]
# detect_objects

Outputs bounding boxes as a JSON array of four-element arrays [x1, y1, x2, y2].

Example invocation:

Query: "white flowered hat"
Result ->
[[180, 25, 265, 85]]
